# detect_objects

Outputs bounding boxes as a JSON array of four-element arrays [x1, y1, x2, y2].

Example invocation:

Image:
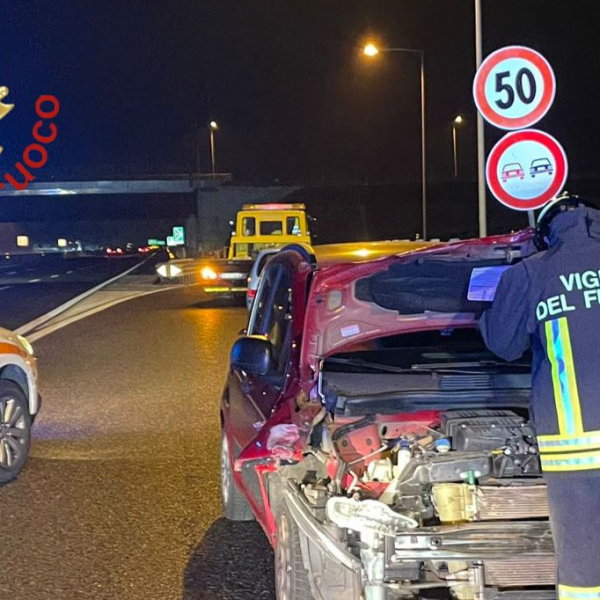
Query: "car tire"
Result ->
[[220, 432, 254, 521], [0, 381, 31, 484], [275, 509, 316, 600]]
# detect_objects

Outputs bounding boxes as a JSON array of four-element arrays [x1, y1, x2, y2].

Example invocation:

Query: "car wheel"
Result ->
[[220, 432, 254, 521], [275, 509, 316, 600], [0, 381, 31, 484]]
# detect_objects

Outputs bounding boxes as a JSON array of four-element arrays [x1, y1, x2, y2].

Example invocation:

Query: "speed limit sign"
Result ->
[[473, 46, 556, 130]]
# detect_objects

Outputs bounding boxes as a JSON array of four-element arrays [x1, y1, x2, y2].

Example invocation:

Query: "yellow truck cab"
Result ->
[[228, 203, 311, 259]]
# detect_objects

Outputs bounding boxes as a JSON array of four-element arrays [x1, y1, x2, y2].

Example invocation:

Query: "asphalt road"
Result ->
[[0, 285, 276, 600], [0, 252, 167, 330]]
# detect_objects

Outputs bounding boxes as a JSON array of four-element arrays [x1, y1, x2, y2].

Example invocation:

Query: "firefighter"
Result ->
[[480, 194, 600, 598]]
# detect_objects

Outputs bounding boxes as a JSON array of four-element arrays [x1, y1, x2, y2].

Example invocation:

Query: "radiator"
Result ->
[[476, 484, 549, 520], [485, 555, 556, 587]]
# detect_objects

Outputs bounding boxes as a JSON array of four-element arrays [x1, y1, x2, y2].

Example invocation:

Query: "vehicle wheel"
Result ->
[[275, 509, 316, 600], [220, 433, 254, 521], [0, 382, 31, 484]]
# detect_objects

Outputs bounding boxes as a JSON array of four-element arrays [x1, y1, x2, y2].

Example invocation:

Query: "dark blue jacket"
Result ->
[[480, 207, 600, 472]]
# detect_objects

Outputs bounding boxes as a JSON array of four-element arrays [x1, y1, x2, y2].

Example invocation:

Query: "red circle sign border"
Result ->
[[486, 129, 568, 211], [473, 46, 556, 130]]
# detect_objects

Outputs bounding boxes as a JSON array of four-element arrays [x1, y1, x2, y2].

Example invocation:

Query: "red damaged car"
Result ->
[[220, 235, 555, 600]]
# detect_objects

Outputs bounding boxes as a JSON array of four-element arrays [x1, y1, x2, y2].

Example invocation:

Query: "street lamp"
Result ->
[[363, 43, 379, 57], [452, 115, 464, 179], [361, 42, 428, 240], [209, 121, 218, 176], [474, 0, 486, 237]]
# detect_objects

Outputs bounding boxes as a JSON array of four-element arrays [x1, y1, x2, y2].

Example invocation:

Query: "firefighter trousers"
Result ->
[[546, 473, 600, 599]]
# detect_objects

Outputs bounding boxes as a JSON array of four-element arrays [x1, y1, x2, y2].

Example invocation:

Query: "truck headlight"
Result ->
[[200, 266, 218, 280]]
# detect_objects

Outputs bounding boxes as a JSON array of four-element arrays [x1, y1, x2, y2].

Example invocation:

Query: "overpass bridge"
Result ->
[[0, 176, 300, 254]]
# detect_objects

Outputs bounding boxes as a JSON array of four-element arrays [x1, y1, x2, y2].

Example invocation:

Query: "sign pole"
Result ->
[[475, 0, 487, 237]]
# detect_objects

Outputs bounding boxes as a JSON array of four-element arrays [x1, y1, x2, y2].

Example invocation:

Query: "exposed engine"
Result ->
[[296, 409, 555, 600]]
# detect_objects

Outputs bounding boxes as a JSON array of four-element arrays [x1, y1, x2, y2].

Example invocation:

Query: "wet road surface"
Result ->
[[0, 286, 276, 600]]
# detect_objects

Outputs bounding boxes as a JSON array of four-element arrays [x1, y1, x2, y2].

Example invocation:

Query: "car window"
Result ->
[[242, 217, 256, 236], [286, 216, 301, 235], [260, 220, 283, 236], [249, 265, 276, 335], [249, 263, 293, 376], [256, 252, 274, 277]]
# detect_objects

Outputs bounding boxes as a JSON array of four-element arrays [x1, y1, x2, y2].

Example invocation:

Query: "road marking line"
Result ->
[[27, 286, 182, 342], [66, 270, 74, 274], [50, 274, 60, 278], [6, 271, 16, 275], [29, 278, 41, 283], [0, 286, 11, 292], [16, 255, 155, 336]]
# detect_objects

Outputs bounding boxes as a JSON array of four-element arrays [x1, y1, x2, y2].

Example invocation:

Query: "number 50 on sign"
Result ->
[[473, 46, 556, 130]]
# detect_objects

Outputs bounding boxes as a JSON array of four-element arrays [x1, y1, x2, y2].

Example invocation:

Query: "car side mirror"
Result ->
[[230, 335, 271, 376]]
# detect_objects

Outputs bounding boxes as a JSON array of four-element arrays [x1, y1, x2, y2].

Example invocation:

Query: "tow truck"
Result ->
[[155, 203, 313, 296]]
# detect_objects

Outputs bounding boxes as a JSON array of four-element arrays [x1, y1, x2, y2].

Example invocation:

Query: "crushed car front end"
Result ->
[[280, 231, 556, 600]]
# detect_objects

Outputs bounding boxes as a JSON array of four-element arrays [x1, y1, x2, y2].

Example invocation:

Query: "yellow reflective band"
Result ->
[[541, 448, 600, 472], [539, 430, 600, 454], [559, 584, 600, 600], [545, 318, 584, 436], [539, 428, 600, 441], [546, 319, 568, 434], [559, 317, 584, 434]]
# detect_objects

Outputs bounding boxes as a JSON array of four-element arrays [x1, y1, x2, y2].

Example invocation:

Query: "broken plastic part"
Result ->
[[326, 496, 418, 536]]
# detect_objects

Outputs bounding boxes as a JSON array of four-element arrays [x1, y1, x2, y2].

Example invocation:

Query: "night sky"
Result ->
[[2, 1, 600, 187]]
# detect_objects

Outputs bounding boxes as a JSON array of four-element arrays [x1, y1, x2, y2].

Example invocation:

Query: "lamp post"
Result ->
[[474, 0, 486, 237], [363, 42, 428, 240], [452, 115, 463, 179], [209, 121, 218, 176]]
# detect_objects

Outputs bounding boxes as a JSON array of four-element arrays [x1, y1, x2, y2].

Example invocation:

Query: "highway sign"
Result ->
[[172, 226, 185, 244], [147, 238, 165, 246], [486, 129, 568, 211], [473, 46, 556, 130]]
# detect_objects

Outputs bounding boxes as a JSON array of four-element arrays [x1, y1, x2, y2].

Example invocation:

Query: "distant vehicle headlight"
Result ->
[[200, 266, 218, 280], [17, 334, 34, 356]]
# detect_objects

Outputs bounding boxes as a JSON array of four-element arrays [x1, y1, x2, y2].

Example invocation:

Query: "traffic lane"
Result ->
[[0, 253, 159, 283], [0, 285, 275, 600], [0, 253, 166, 330]]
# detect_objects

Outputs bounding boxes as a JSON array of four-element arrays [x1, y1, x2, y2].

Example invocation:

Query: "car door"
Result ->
[[226, 259, 294, 455]]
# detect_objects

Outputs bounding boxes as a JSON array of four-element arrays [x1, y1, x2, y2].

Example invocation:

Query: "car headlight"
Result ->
[[17, 334, 34, 356], [200, 266, 218, 280]]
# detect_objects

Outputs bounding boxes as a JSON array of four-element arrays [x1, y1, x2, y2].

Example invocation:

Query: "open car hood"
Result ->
[[301, 230, 535, 376]]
